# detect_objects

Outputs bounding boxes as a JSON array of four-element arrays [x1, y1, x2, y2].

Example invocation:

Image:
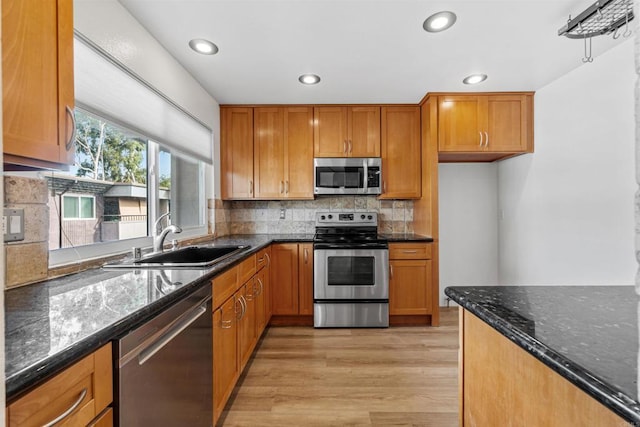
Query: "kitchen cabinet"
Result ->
[[7, 343, 112, 426], [255, 246, 272, 332], [437, 93, 534, 162], [221, 107, 254, 199], [270, 243, 314, 318], [238, 279, 257, 370], [459, 309, 626, 426], [2, 0, 75, 169], [313, 106, 380, 157], [213, 295, 238, 423], [380, 106, 421, 199], [389, 242, 438, 324], [254, 107, 314, 199]]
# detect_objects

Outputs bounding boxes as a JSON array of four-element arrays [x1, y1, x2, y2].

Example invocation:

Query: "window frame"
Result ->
[[62, 194, 96, 220]]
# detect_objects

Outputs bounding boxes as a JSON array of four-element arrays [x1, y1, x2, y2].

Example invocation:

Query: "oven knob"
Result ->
[[320, 215, 326, 220], [328, 214, 333, 219], [367, 215, 373, 220], [360, 214, 365, 219]]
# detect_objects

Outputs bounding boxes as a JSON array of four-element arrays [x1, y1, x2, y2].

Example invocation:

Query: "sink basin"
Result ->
[[104, 245, 250, 269]]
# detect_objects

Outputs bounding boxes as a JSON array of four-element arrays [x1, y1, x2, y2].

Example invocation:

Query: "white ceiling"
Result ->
[[118, 0, 628, 105]]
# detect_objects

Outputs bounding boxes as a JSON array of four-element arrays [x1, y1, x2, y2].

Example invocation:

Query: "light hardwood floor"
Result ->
[[219, 308, 459, 426]]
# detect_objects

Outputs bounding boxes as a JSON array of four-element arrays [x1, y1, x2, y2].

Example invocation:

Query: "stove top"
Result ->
[[313, 211, 387, 248]]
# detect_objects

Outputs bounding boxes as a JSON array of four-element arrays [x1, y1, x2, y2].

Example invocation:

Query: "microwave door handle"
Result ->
[[363, 160, 368, 192]]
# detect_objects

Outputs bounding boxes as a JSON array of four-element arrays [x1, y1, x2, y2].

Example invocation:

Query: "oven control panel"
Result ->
[[315, 211, 377, 226]]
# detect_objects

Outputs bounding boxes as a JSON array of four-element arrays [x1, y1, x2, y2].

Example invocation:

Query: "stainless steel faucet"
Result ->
[[153, 212, 182, 253]]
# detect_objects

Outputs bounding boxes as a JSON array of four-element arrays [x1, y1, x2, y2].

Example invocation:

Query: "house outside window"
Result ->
[[62, 195, 96, 219]]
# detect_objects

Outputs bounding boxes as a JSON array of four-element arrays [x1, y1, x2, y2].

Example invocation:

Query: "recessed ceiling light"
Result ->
[[298, 74, 321, 85], [188, 39, 219, 55], [463, 74, 488, 85], [423, 11, 457, 33]]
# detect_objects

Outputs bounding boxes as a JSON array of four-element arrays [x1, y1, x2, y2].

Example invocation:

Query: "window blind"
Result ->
[[74, 34, 213, 164]]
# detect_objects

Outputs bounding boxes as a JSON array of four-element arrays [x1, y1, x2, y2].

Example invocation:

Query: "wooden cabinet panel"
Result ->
[[313, 107, 348, 157], [437, 95, 486, 152], [461, 310, 627, 426], [389, 242, 432, 260], [8, 343, 112, 427], [254, 267, 268, 333], [213, 296, 239, 423], [270, 243, 300, 315], [2, 0, 75, 168], [88, 408, 113, 427], [298, 243, 314, 315], [348, 106, 380, 157], [486, 94, 532, 152], [221, 107, 254, 199], [238, 280, 257, 370], [380, 106, 421, 199], [284, 107, 314, 198], [254, 107, 285, 198], [213, 266, 238, 309], [389, 259, 432, 315], [238, 254, 257, 285]]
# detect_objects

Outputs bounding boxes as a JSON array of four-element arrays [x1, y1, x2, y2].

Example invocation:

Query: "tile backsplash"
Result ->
[[210, 196, 414, 236]]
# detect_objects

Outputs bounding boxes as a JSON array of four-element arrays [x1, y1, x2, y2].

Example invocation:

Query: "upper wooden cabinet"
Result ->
[[254, 107, 314, 199], [380, 106, 421, 199], [221, 107, 254, 199], [437, 93, 534, 162], [314, 106, 380, 157], [2, 0, 75, 169]]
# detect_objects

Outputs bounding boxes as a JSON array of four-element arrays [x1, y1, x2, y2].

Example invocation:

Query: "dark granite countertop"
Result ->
[[445, 285, 640, 424], [379, 233, 434, 242], [5, 233, 313, 401]]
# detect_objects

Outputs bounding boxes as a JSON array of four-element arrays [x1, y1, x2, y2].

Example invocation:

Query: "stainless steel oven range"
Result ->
[[313, 211, 389, 327]]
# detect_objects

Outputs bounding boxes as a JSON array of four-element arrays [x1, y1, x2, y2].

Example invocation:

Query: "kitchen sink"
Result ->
[[104, 245, 250, 269]]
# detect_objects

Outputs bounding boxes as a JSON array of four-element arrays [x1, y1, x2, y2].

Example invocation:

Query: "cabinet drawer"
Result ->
[[8, 343, 112, 427], [256, 246, 271, 271], [88, 407, 113, 427], [213, 266, 238, 309], [238, 254, 256, 284], [389, 243, 432, 260]]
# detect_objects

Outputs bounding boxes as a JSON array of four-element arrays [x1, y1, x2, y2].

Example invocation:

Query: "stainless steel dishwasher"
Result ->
[[116, 285, 212, 426]]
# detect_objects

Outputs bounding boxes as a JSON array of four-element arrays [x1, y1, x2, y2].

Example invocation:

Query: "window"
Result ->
[[62, 195, 95, 219], [47, 109, 207, 264]]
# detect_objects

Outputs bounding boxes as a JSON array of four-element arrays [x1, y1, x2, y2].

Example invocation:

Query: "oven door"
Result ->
[[314, 248, 389, 300]]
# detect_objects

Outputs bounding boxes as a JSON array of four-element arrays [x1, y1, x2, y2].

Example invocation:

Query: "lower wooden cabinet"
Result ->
[[389, 242, 438, 325], [238, 279, 257, 371], [7, 343, 113, 427], [213, 295, 239, 422], [270, 243, 313, 317], [88, 408, 114, 427]]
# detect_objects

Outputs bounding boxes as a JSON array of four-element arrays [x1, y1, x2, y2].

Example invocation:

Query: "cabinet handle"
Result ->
[[265, 252, 271, 267], [348, 140, 352, 153], [256, 277, 264, 296], [240, 295, 247, 319], [383, 180, 387, 193], [249, 180, 253, 195], [43, 387, 87, 427], [285, 180, 289, 194], [402, 250, 418, 254], [220, 306, 233, 329], [245, 286, 254, 301], [280, 181, 284, 194], [390, 265, 393, 279], [304, 248, 308, 264], [64, 106, 77, 151], [235, 296, 243, 320], [343, 140, 347, 154], [478, 131, 483, 147], [484, 131, 489, 148]]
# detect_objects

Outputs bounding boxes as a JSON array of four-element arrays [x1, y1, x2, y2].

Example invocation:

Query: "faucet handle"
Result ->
[[171, 239, 179, 250]]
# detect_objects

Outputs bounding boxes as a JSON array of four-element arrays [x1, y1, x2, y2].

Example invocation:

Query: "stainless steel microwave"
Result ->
[[314, 158, 382, 195]]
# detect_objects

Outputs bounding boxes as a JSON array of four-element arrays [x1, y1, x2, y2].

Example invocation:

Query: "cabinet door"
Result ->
[[348, 106, 380, 157], [254, 107, 285, 198], [213, 296, 238, 423], [221, 107, 254, 199], [314, 107, 348, 157], [270, 243, 299, 315], [298, 243, 314, 315], [389, 259, 432, 315], [254, 268, 267, 334], [238, 281, 257, 370], [437, 95, 486, 152], [380, 106, 421, 199], [486, 94, 532, 152], [3, 0, 75, 168], [284, 107, 314, 199]]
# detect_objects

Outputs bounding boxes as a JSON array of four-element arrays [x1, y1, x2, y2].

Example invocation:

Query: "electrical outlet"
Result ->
[[279, 208, 286, 220]]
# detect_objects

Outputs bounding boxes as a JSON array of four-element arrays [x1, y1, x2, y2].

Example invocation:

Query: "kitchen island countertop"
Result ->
[[445, 285, 640, 424]]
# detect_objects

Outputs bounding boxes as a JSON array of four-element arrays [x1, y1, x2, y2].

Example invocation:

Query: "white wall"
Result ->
[[74, 0, 221, 198], [438, 163, 499, 305], [498, 39, 636, 285]]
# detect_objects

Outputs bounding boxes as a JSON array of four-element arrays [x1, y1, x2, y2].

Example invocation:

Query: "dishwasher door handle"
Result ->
[[138, 304, 208, 365]]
